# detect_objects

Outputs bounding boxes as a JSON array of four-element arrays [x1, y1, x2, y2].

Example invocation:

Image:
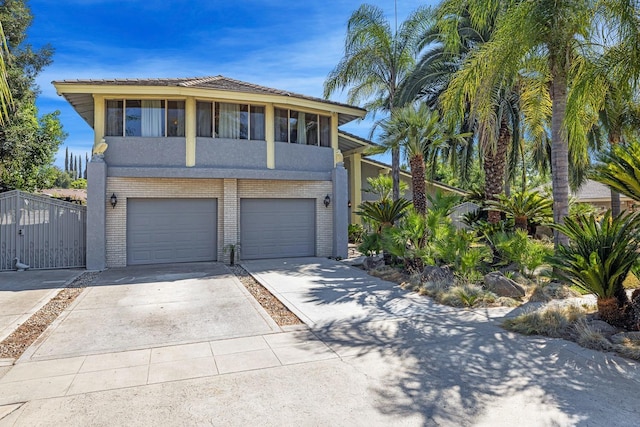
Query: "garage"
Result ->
[[240, 198, 315, 260], [127, 198, 217, 265]]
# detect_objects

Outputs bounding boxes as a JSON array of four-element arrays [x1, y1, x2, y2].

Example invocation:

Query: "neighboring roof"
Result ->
[[38, 188, 87, 202], [360, 157, 467, 196], [573, 179, 632, 202], [53, 75, 366, 129]]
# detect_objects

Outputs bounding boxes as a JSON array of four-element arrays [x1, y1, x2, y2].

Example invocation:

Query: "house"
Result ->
[[572, 179, 636, 212], [53, 76, 366, 270]]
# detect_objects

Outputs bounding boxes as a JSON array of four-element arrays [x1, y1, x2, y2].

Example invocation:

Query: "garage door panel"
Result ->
[[241, 199, 315, 260], [127, 198, 217, 265]]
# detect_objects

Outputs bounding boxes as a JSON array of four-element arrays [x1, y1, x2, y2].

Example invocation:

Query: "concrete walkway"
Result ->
[[1, 258, 640, 425]]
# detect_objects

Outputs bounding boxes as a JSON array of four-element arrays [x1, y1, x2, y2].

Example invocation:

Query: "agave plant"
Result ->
[[486, 190, 552, 231], [549, 211, 640, 326]]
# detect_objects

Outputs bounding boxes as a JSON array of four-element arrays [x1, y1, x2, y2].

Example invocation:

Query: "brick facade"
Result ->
[[105, 177, 332, 267]]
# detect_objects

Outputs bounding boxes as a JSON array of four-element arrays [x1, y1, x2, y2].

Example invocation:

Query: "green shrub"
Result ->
[[348, 223, 365, 244], [549, 211, 640, 325], [490, 230, 553, 274], [358, 232, 382, 256]]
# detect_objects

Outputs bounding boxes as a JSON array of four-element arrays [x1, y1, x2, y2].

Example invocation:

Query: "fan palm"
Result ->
[[367, 105, 456, 215], [323, 4, 432, 201]]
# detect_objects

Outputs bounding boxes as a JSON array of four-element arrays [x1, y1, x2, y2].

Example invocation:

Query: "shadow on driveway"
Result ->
[[21, 262, 280, 362]]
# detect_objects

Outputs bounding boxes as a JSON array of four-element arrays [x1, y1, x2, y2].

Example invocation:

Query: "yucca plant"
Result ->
[[549, 211, 640, 326], [486, 190, 552, 231]]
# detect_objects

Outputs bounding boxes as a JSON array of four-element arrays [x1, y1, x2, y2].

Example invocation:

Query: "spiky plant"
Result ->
[[355, 199, 412, 232], [591, 139, 640, 203], [549, 211, 640, 326], [486, 190, 552, 231]]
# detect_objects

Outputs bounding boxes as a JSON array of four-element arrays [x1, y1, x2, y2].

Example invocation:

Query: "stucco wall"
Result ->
[[196, 138, 267, 168], [104, 137, 186, 167]]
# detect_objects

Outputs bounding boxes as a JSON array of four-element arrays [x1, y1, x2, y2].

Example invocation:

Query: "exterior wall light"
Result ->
[[110, 193, 118, 209], [348, 200, 352, 209], [324, 194, 331, 208]]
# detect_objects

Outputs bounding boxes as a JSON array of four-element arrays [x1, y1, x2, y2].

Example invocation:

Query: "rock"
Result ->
[[483, 271, 525, 298], [362, 256, 384, 271], [422, 265, 454, 287], [585, 319, 620, 336], [611, 331, 640, 344], [534, 225, 553, 239]]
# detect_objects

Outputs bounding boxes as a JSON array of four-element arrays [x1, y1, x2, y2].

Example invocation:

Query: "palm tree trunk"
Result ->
[[392, 146, 400, 201], [611, 188, 621, 217], [550, 63, 570, 248], [409, 154, 427, 215], [484, 118, 510, 223]]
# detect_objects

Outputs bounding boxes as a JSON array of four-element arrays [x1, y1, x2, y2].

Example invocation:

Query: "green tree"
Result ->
[[0, 21, 13, 125], [0, 0, 65, 191], [368, 104, 456, 215], [592, 139, 640, 203], [324, 4, 432, 201], [437, 0, 640, 247]]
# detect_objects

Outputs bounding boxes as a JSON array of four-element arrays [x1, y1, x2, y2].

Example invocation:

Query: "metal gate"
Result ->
[[0, 190, 86, 271]]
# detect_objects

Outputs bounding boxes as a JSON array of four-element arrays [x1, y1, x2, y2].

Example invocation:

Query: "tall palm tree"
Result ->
[[437, 0, 640, 247], [399, 7, 546, 224], [367, 104, 459, 215], [323, 4, 432, 201]]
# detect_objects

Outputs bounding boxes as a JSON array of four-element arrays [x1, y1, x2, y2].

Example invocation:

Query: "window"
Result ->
[[196, 101, 265, 140], [274, 108, 331, 147], [105, 99, 185, 137]]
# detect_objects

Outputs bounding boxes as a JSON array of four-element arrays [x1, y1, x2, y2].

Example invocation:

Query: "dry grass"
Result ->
[[613, 338, 640, 360], [574, 319, 614, 351], [502, 305, 588, 338]]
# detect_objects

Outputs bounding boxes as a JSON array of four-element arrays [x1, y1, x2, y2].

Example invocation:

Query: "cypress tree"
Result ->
[[64, 147, 68, 171]]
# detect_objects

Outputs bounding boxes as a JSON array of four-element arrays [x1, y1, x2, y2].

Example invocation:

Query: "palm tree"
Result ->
[[0, 21, 13, 125], [367, 104, 454, 215], [399, 7, 545, 224], [437, 0, 640, 247], [323, 4, 432, 201]]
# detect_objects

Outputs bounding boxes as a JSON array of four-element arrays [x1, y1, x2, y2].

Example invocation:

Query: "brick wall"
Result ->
[[238, 179, 333, 258], [105, 177, 332, 267]]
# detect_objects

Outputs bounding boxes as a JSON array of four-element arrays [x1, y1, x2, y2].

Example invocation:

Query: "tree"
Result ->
[[324, 4, 432, 201], [64, 146, 68, 172], [400, 7, 546, 224], [591, 139, 640, 203], [369, 104, 455, 215], [84, 152, 88, 179], [0, 21, 13, 125], [437, 0, 640, 247], [0, 0, 65, 191]]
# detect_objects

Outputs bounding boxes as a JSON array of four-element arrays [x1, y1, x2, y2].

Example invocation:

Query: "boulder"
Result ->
[[611, 331, 640, 344], [422, 265, 455, 287], [483, 272, 525, 298], [585, 319, 620, 336], [362, 256, 384, 271]]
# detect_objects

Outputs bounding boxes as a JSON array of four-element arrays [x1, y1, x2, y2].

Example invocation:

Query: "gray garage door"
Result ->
[[240, 198, 315, 260], [127, 198, 217, 265]]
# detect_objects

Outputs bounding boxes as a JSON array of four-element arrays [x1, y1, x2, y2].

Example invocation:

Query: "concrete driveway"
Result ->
[[2, 258, 640, 426], [20, 262, 280, 361], [0, 269, 83, 343]]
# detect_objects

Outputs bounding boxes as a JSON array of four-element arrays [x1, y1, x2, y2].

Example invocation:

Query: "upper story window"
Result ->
[[196, 101, 265, 140], [274, 108, 331, 147], [105, 99, 185, 137]]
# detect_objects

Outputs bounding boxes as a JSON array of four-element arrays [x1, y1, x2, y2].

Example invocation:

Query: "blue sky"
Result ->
[[26, 0, 437, 168]]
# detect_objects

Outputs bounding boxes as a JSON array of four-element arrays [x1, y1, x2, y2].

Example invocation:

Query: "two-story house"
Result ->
[[53, 76, 366, 270]]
